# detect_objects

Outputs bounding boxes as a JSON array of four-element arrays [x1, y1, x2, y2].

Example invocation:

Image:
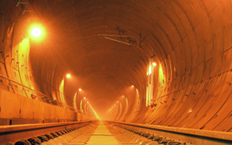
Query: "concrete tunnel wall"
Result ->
[[107, 1, 232, 132], [0, 0, 94, 124], [0, 0, 232, 133], [109, 0, 232, 132]]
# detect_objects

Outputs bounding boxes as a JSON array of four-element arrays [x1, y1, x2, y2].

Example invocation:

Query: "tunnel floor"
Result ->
[[42, 121, 156, 145], [86, 122, 119, 145]]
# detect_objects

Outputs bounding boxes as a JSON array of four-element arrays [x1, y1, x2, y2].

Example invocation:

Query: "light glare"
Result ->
[[148, 65, 152, 75], [30, 27, 42, 38], [66, 74, 71, 78]]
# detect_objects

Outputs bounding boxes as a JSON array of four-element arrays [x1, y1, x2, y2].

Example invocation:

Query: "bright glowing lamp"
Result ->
[[66, 74, 71, 78], [153, 62, 157, 66], [188, 109, 192, 113], [30, 26, 43, 38], [79, 88, 82, 91]]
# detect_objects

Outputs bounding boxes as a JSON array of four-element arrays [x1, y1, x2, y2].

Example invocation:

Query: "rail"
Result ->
[[108, 121, 232, 145], [0, 121, 93, 144]]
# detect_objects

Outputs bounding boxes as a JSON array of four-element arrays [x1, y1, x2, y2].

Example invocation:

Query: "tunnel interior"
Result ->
[[0, 0, 232, 134]]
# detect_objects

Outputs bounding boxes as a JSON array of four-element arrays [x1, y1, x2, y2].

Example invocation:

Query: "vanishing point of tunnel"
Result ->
[[0, 0, 232, 145]]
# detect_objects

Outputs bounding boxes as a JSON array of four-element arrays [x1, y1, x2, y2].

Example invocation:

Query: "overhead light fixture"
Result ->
[[66, 74, 71, 78], [188, 109, 192, 113], [31, 27, 42, 38], [30, 24, 44, 39]]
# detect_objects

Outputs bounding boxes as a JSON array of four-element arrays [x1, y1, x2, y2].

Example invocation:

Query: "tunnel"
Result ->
[[0, 0, 232, 144]]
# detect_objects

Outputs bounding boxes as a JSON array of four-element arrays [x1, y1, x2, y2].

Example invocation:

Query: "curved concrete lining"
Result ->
[[0, 0, 231, 134]]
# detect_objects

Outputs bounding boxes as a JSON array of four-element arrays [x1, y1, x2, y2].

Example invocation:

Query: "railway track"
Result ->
[[108, 121, 232, 145], [1, 121, 232, 145], [0, 121, 93, 145]]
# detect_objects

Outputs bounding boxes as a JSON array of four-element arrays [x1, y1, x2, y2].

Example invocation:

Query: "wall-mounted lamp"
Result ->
[[29, 23, 46, 41], [66, 73, 71, 78], [30, 27, 42, 38]]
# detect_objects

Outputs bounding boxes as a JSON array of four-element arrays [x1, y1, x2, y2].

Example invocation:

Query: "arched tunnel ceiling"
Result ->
[[28, 0, 232, 115], [33, 0, 153, 112]]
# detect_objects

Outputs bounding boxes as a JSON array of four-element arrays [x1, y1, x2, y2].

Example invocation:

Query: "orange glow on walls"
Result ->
[[59, 79, 66, 107]]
